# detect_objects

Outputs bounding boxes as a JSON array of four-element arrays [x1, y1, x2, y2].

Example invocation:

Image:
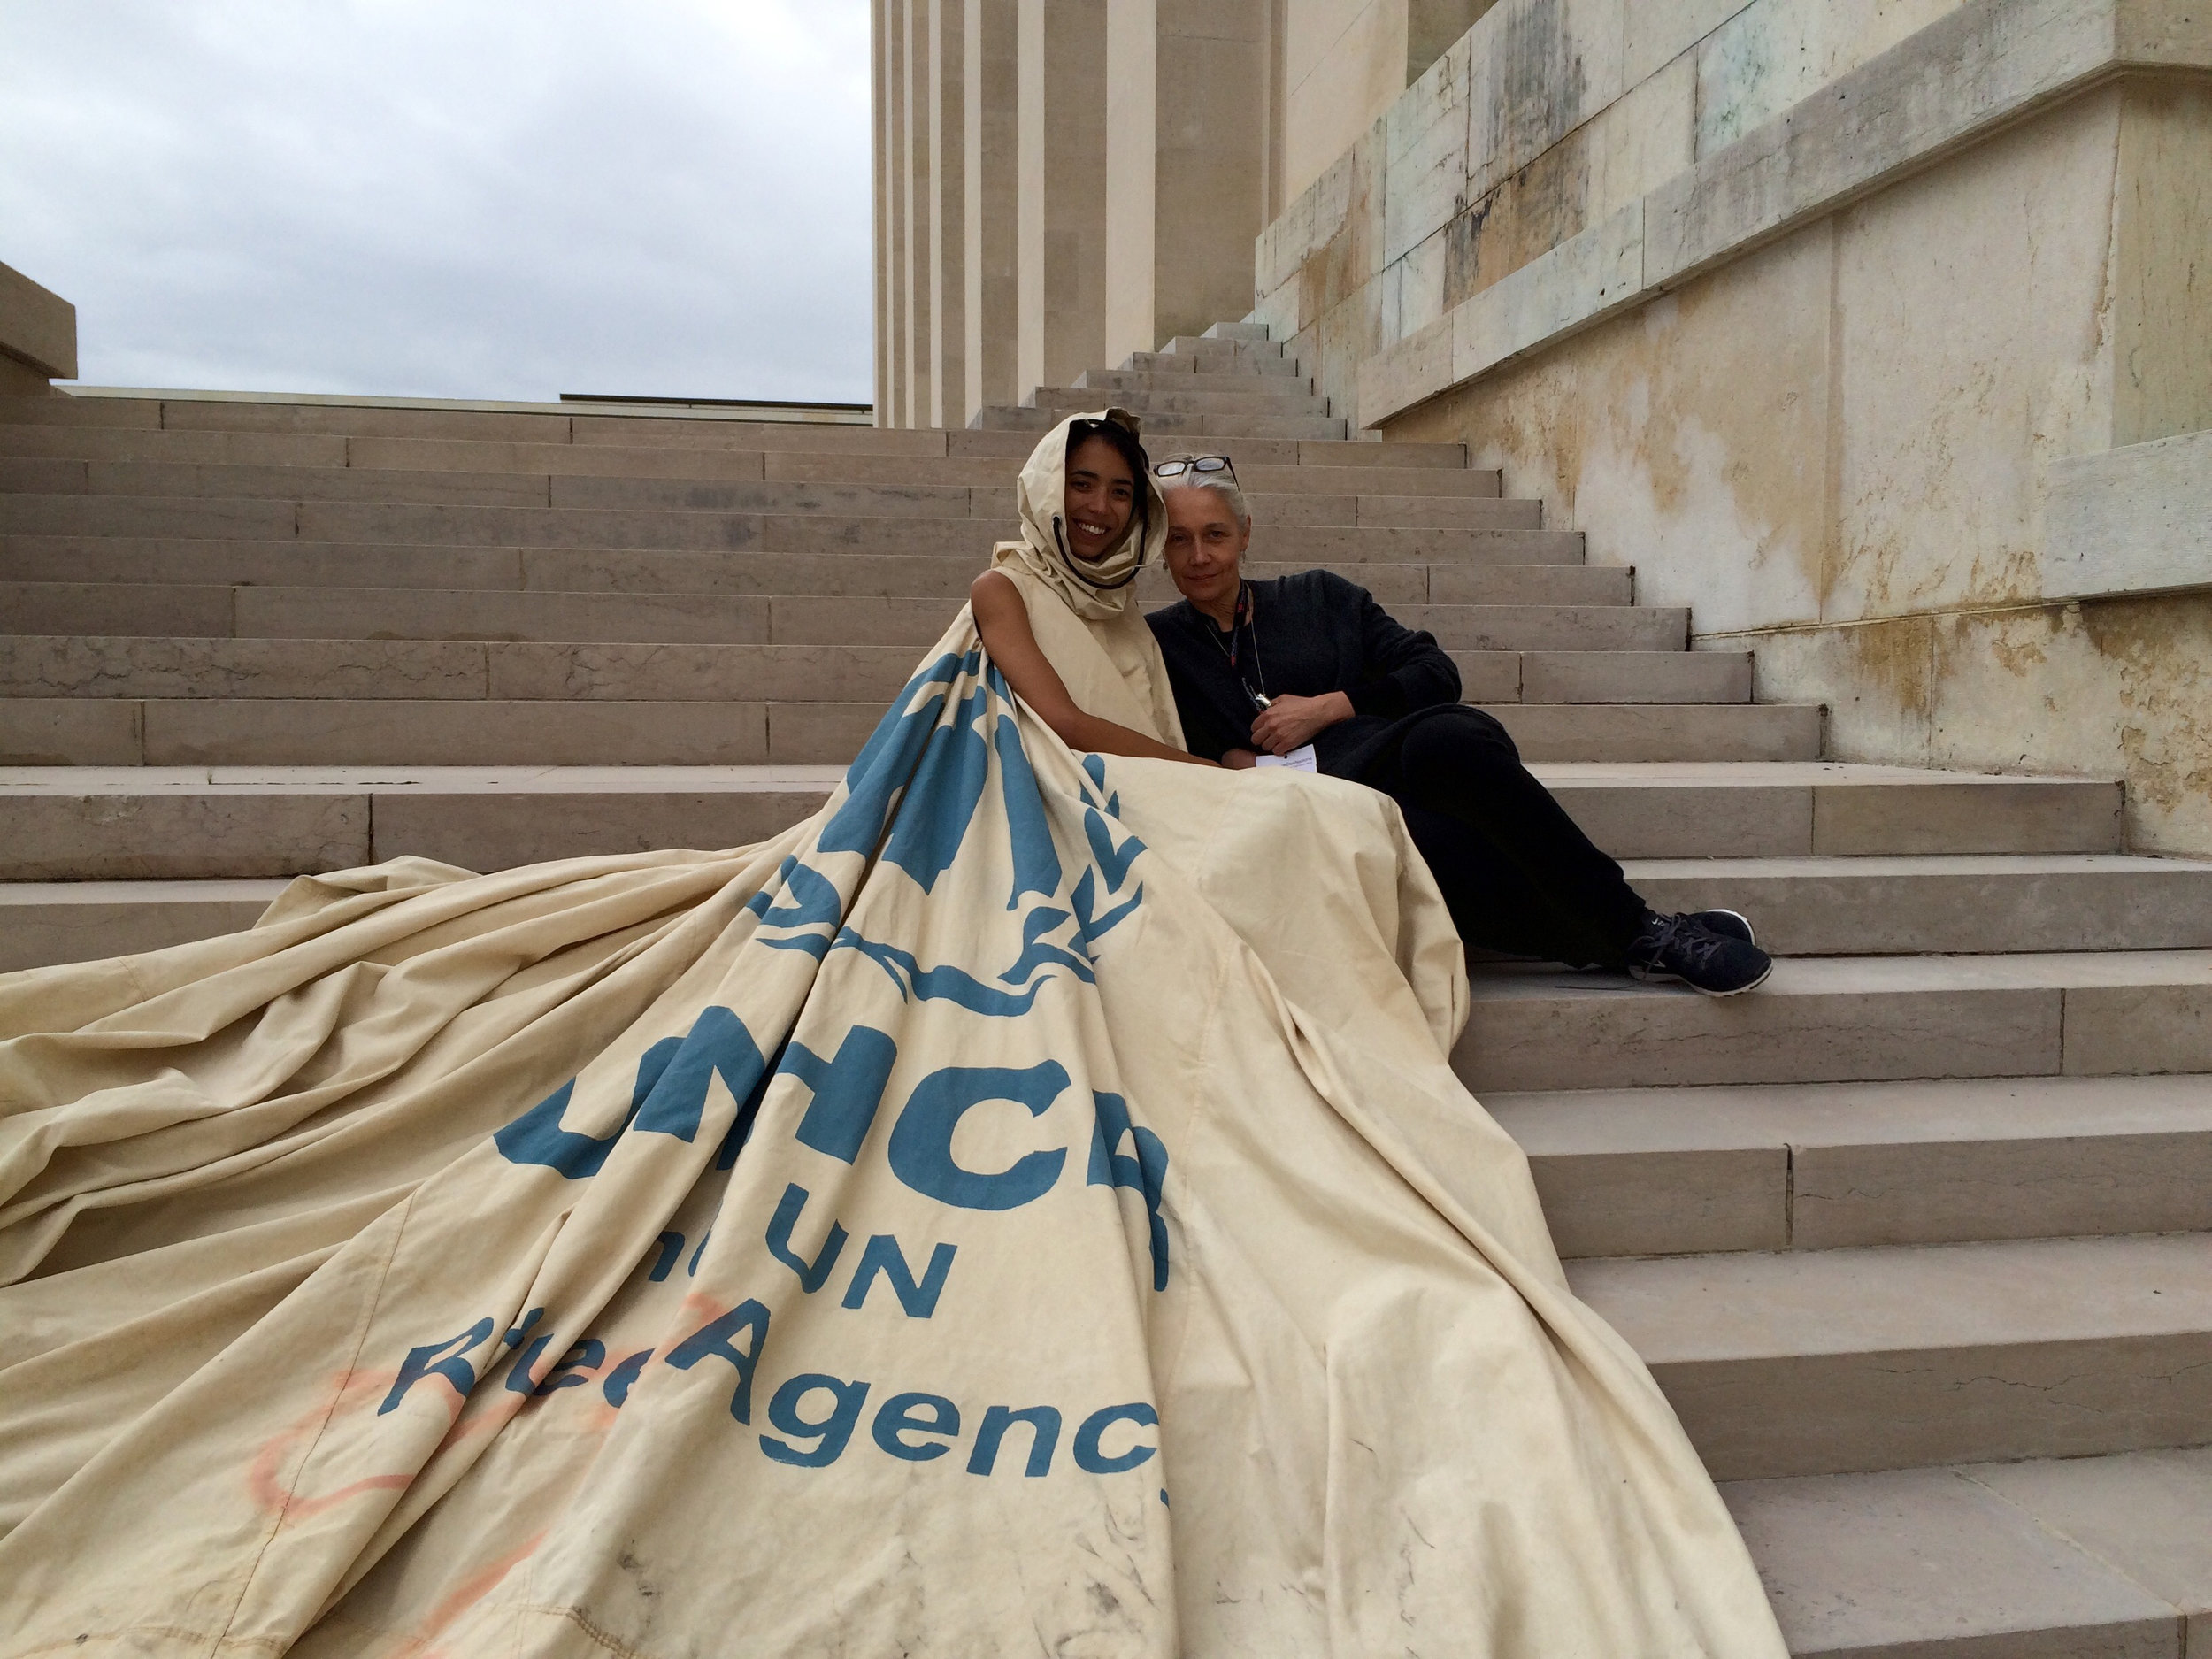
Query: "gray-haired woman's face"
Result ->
[[1163, 486, 1249, 612]]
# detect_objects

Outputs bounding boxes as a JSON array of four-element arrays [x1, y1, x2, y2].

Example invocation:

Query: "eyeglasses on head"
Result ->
[[1154, 453, 1236, 479]]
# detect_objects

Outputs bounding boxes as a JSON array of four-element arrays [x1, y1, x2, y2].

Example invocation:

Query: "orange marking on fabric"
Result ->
[[247, 1371, 422, 1520], [408, 1528, 550, 1651]]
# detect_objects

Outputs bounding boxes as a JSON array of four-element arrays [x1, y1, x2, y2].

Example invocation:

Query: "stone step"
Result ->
[[1, 545, 1617, 608], [0, 593, 1675, 654], [1121, 349, 1302, 378], [1190, 324, 1275, 345], [1547, 762, 2122, 860], [964, 487, 1538, 530], [1018, 384, 1333, 419], [1454, 652, 1752, 704], [1471, 703, 1816, 762], [0, 643, 1744, 726], [0, 761, 2103, 881], [0, 399, 1468, 469], [1626, 852, 2212, 956], [0, 878, 289, 972], [0, 427, 1501, 495], [0, 495, 1576, 564], [1486, 1073, 2212, 1259], [25, 856, 2177, 984], [0, 637, 918, 702], [0, 695, 1819, 769], [0, 425, 354, 467], [1068, 368, 1318, 401], [1573, 1230, 2212, 1480], [1453, 950, 2212, 1093], [1725, 1448, 2212, 1657], [1132, 564, 1630, 608], [1, 459, 1535, 529], [972, 405, 1349, 440], [0, 764, 848, 879]]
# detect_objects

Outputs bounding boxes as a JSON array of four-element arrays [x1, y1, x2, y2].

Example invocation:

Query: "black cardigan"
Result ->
[[1145, 571, 1461, 777]]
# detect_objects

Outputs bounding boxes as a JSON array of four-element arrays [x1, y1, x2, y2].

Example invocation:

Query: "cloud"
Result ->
[[0, 0, 874, 402]]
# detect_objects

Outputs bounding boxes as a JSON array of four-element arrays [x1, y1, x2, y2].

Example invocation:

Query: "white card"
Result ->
[[1254, 744, 1317, 772]]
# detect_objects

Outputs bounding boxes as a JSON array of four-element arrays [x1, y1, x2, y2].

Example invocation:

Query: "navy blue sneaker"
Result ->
[[1689, 908, 1756, 946], [1625, 910, 1773, 997]]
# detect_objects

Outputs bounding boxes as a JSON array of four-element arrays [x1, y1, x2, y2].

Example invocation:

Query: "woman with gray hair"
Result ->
[[1146, 453, 1774, 996]]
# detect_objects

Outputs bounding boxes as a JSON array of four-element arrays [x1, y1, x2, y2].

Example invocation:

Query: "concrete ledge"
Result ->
[[2043, 428, 2212, 602], [0, 260, 77, 383], [1359, 0, 2212, 426]]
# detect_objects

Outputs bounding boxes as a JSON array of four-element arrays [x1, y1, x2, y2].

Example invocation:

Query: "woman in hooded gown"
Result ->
[[0, 411, 1786, 1658]]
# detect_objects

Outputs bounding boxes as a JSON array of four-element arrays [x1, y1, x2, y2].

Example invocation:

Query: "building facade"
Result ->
[[870, 0, 1494, 427]]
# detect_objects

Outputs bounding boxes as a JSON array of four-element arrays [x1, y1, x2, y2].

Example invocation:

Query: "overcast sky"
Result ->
[[0, 1, 873, 403]]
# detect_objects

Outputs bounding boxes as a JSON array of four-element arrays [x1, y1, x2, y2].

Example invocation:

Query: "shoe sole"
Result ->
[[1628, 956, 1776, 998]]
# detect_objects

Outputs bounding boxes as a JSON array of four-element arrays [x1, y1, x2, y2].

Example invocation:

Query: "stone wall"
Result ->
[[1365, 58, 2212, 851], [1248, 0, 2093, 418], [0, 259, 76, 397]]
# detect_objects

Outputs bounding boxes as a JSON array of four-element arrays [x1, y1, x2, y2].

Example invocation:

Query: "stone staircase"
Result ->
[[6, 321, 2212, 1651]]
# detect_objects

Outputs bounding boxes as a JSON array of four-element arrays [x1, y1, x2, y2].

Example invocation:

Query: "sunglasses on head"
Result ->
[[1155, 453, 1236, 480]]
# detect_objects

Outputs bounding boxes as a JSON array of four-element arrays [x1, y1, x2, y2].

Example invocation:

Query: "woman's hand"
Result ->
[[1249, 691, 1353, 756], [1222, 748, 1259, 770]]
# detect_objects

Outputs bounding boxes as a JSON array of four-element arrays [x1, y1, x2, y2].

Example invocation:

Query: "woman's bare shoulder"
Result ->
[[970, 566, 1020, 607]]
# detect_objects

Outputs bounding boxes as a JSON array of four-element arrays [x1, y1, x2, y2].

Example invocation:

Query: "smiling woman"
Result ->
[[969, 409, 1217, 767], [0, 0, 871, 400]]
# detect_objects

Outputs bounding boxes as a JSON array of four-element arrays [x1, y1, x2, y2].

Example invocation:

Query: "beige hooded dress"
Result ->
[[0, 412, 1786, 1658]]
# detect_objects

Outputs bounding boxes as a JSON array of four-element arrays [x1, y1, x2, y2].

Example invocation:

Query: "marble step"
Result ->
[[1186, 324, 1276, 346], [1728, 1448, 2212, 1657], [0, 878, 289, 972], [1575, 1230, 2212, 1480], [1120, 348, 1302, 377], [1454, 950, 2212, 1093], [1016, 384, 1332, 419], [0, 427, 1501, 495], [972, 405, 1350, 440], [0, 643, 1744, 725], [0, 595, 1678, 652], [0, 695, 1819, 769], [1056, 372, 1324, 406], [0, 396, 1462, 467], [0, 762, 2118, 881], [1628, 852, 2212, 956], [0, 548, 1624, 608], [0, 495, 1578, 565], [0, 458, 1536, 529], [1486, 1073, 2212, 1258]]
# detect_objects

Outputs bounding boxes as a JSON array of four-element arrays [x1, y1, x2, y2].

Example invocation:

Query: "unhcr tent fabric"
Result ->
[[0, 422, 1787, 1659]]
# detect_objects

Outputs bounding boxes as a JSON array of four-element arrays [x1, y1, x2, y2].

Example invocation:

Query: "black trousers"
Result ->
[[1353, 705, 1648, 969]]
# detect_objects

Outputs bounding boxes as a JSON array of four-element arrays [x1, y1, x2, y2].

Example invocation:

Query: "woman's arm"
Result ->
[[1348, 580, 1460, 712], [971, 572, 1217, 767]]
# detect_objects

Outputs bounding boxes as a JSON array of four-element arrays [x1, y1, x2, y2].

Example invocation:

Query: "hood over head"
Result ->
[[991, 408, 1169, 621]]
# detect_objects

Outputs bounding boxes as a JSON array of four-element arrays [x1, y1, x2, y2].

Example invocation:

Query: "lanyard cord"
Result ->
[[1203, 581, 1268, 709]]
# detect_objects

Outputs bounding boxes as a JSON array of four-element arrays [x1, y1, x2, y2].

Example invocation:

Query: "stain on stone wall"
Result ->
[[1442, 131, 1592, 308]]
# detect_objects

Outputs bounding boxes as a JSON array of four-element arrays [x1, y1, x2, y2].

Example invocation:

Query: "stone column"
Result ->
[[879, 0, 910, 426], [1018, 0, 1109, 394], [965, 0, 1021, 424], [1103, 0, 1271, 364], [928, 0, 967, 429], [872, 0, 893, 423], [902, 0, 935, 427]]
